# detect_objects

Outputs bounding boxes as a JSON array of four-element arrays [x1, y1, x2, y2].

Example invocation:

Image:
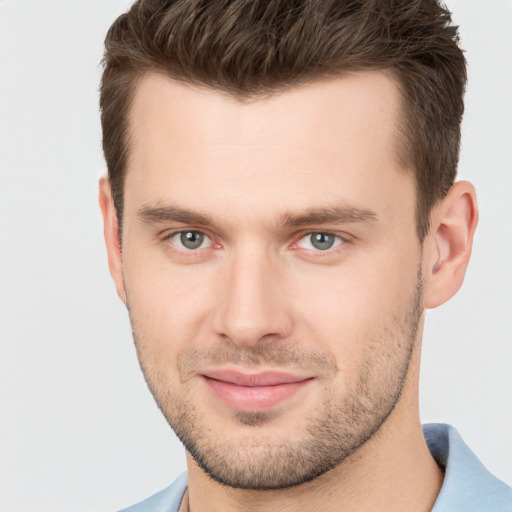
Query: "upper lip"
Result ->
[[201, 369, 313, 387]]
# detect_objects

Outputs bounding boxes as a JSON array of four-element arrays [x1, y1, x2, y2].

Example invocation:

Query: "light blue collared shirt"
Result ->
[[119, 424, 512, 511]]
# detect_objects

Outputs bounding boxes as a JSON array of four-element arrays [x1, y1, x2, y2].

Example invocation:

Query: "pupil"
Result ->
[[181, 231, 204, 249], [311, 233, 334, 250]]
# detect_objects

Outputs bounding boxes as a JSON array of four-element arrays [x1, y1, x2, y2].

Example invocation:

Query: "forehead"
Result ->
[[128, 71, 403, 157], [125, 72, 414, 228]]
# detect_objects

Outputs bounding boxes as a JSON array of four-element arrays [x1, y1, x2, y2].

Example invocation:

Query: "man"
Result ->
[[98, 0, 512, 510]]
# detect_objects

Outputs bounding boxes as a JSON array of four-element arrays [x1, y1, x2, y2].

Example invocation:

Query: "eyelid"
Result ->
[[161, 226, 210, 240], [163, 228, 219, 251], [292, 230, 350, 251], [161, 227, 351, 254]]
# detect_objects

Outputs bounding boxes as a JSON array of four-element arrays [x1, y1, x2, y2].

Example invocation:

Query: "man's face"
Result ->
[[117, 72, 424, 489]]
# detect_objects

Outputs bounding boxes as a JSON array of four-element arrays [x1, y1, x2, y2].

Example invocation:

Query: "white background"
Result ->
[[0, 1, 510, 511]]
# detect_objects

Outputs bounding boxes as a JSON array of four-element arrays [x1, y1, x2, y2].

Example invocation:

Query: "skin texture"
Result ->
[[100, 72, 478, 511]]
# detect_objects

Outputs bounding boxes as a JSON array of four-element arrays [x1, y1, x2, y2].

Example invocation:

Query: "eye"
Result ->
[[170, 230, 212, 250], [297, 232, 343, 251]]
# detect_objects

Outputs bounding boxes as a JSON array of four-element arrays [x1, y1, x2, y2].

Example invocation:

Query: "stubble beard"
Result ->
[[129, 274, 423, 491]]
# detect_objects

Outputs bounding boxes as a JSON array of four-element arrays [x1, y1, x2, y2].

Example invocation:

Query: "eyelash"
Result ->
[[165, 230, 218, 252], [293, 232, 345, 252], [163, 229, 349, 256]]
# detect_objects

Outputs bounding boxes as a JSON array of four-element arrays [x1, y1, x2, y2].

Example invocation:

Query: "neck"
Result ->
[[184, 343, 443, 512]]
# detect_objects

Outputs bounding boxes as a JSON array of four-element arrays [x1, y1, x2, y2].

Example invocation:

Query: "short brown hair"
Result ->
[[100, 0, 466, 240]]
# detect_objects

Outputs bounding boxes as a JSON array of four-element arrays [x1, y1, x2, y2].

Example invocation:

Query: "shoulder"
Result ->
[[424, 423, 512, 512], [118, 472, 188, 512]]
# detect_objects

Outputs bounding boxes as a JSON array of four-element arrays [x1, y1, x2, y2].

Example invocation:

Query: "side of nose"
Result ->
[[212, 248, 293, 347]]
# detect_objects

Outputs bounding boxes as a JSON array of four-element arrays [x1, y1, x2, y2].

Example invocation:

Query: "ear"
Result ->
[[423, 181, 478, 309], [99, 177, 126, 304]]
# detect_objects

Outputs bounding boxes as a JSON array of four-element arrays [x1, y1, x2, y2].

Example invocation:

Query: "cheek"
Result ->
[[293, 249, 420, 363], [123, 253, 216, 354], [125, 264, 217, 400]]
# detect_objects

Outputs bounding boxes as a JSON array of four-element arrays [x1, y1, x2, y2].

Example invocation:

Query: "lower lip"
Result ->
[[203, 377, 313, 412]]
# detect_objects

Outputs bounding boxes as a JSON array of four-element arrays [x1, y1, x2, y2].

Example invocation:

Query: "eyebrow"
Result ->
[[282, 206, 378, 227], [138, 204, 217, 228], [137, 203, 378, 229]]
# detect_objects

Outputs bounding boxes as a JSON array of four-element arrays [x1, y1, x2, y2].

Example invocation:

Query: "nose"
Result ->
[[212, 247, 293, 347]]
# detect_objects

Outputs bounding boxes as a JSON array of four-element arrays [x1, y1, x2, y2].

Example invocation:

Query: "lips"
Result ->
[[201, 369, 313, 412]]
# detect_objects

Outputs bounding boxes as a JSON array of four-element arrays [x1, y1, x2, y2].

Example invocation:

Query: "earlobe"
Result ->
[[98, 177, 126, 304], [423, 181, 478, 309]]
